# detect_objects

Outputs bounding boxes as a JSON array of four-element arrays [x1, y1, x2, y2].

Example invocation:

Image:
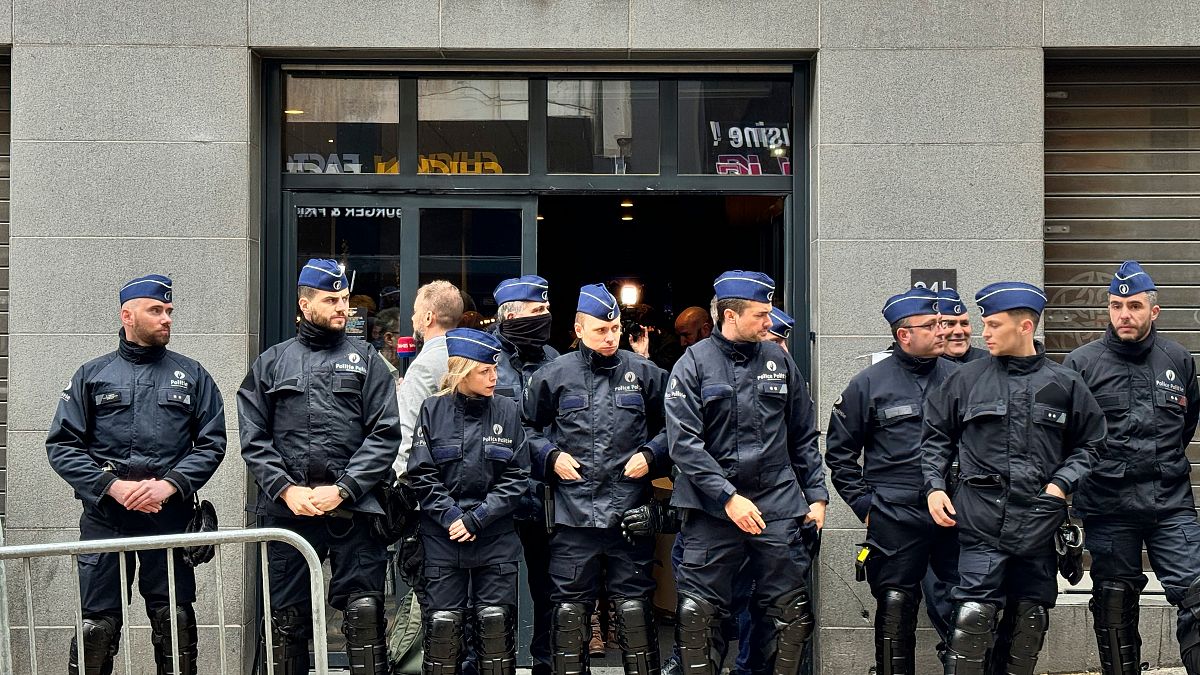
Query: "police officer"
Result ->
[[238, 259, 403, 675], [523, 282, 669, 675], [922, 282, 1105, 675], [407, 328, 531, 675], [1062, 261, 1200, 674], [667, 270, 827, 675], [825, 287, 958, 674], [765, 308, 794, 351], [491, 274, 560, 675], [47, 274, 227, 675], [936, 289, 988, 364]]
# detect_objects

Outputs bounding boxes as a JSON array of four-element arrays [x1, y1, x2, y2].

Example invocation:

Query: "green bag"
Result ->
[[387, 589, 424, 675]]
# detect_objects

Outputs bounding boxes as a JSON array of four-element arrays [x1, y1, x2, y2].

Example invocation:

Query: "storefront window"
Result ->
[[419, 207, 522, 318], [677, 80, 792, 176], [283, 76, 400, 174], [418, 79, 529, 175], [547, 80, 659, 174]]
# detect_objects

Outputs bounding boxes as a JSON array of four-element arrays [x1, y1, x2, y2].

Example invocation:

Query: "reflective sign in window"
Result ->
[[547, 80, 659, 174], [284, 76, 400, 174], [678, 80, 792, 176], [418, 79, 528, 175]]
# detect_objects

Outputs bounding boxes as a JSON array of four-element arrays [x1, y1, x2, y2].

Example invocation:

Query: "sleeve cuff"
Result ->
[[925, 479, 947, 496], [850, 494, 872, 522], [719, 484, 737, 505], [804, 486, 831, 504], [164, 471, 189, 499], [462, 510, 482, 534], [264, 474, 296, 502], [1050, 478, 1071, 495], [444, 505, 466, 528], [544, 449, 562, 480], [642, 438, 667, 461], [336, 473, 367, 501], [639, 448, 655, 466], [95, 472, 118, 501]]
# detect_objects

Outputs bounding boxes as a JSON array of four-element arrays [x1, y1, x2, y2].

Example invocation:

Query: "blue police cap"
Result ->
[[298, 258, 349, 292], [577, 283, 619, 321], [119, 274, 173, 305], [936, 288, 968, 316], [446, 328, 503, 364], [882, 288, 941, 325], [974, 282, 1047, 317], [494, 275, 550, 305], [768, 308, 795, 340], [1109, 260, 1156, 297], [713, 270, 775, 303]]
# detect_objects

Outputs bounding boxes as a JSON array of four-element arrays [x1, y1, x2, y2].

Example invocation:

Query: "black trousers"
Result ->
[[262, 513, 389, 614], [952, 535, 1057, 608], [549, 526, 656, 603], [78, 498, 195, 616], [865, 499, 958, 631]]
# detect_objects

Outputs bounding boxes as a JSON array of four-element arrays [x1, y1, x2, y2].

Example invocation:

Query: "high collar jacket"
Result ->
[[47, 336, 227, 509], [921, 345, 1105, 555], [826, 345, 957, 521], [523, 346, 669, 528], [1064, 326, 1199, 517], [943, 346, 990, 365], [238, 330, 402, 516], [666, 331, 827, 521], [407, 392, 529, 557], [494, 332, 559, 402]]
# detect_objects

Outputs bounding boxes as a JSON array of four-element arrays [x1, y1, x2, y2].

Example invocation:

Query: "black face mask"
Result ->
[[499, 313, 553, 362]]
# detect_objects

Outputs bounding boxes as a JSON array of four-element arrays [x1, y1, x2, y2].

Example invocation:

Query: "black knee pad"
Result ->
[[343, 595, 384, 645], [944, 601, 999, 673], [676, 594, 718, 675], [424, 610, 466, 675], [613, 597, 660, 675], [1184, 576, 1200, 623], [552, 602, 591, 675], [1090, 580, 1142, 675], [770, 587, 815, 675], [69, 614, 122, 675], [269, 606, 312, 675], [475, 605, 516, 675], [875, 587, 917, 675], [1002, 601, 1049, 675], [149, 604, 198, 675]]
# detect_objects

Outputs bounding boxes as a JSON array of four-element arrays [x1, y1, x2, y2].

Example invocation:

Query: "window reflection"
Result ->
[[547, 80, 659, 174], [678, 80, 792, 176], [418, 80, 529, 174], [284, 76, 400, 174]]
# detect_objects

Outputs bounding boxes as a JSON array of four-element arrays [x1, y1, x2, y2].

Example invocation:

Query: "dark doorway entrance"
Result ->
[[537, 194, 786, 365]]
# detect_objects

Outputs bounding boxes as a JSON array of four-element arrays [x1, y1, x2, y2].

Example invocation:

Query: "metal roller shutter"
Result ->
[[1045, 59, 1200, 591]]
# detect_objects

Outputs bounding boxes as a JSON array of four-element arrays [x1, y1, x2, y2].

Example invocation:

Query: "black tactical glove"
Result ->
[[1056, 522, 1084, 586], [181, 496, 218, 567], [620, 502, 681, 544]]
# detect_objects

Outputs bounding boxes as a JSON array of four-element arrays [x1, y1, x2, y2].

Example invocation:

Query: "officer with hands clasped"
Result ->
[[407, 328, 531, 675], [491, 274, 561, 675], [48, 274, 227, 675], [1063, 261, 1200, 674], [238, 258, 403, 675], [825, 287, 958, 675], [667, 270, 827, 675], [922, 282, 1105, 675], [522, 282, 670, 675]]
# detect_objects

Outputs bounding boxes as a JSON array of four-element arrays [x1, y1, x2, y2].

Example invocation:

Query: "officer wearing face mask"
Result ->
[[491, 274, 560, 675]]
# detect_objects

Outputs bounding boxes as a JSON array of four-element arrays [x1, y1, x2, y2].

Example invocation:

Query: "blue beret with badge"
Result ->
[[975, 282, 1047, 317], [936, 288, 968, 316], [494, 275, 550, 305], [446, 328, 503, 364], [1109, 260, 1156, 297], [120, 274, 173, 305], [768, 307, 795, 339], [298, 258, 349, 292], [882, 288, 941, 324], [577, 283, 620, 321], [713, 270, 775, 303]]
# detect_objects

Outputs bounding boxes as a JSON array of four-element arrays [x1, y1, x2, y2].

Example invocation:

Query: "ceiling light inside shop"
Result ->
[[327, 139, 334, 143], [620, 283, 641, 307], [536, 215, 544, 221], [620, 200, 633, 208], [284, 109, 305, 115], [621, 215, 633, 221]]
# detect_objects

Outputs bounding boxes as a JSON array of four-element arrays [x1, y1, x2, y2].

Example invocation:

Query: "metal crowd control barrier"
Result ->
[[0, 527, 329, 675]]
